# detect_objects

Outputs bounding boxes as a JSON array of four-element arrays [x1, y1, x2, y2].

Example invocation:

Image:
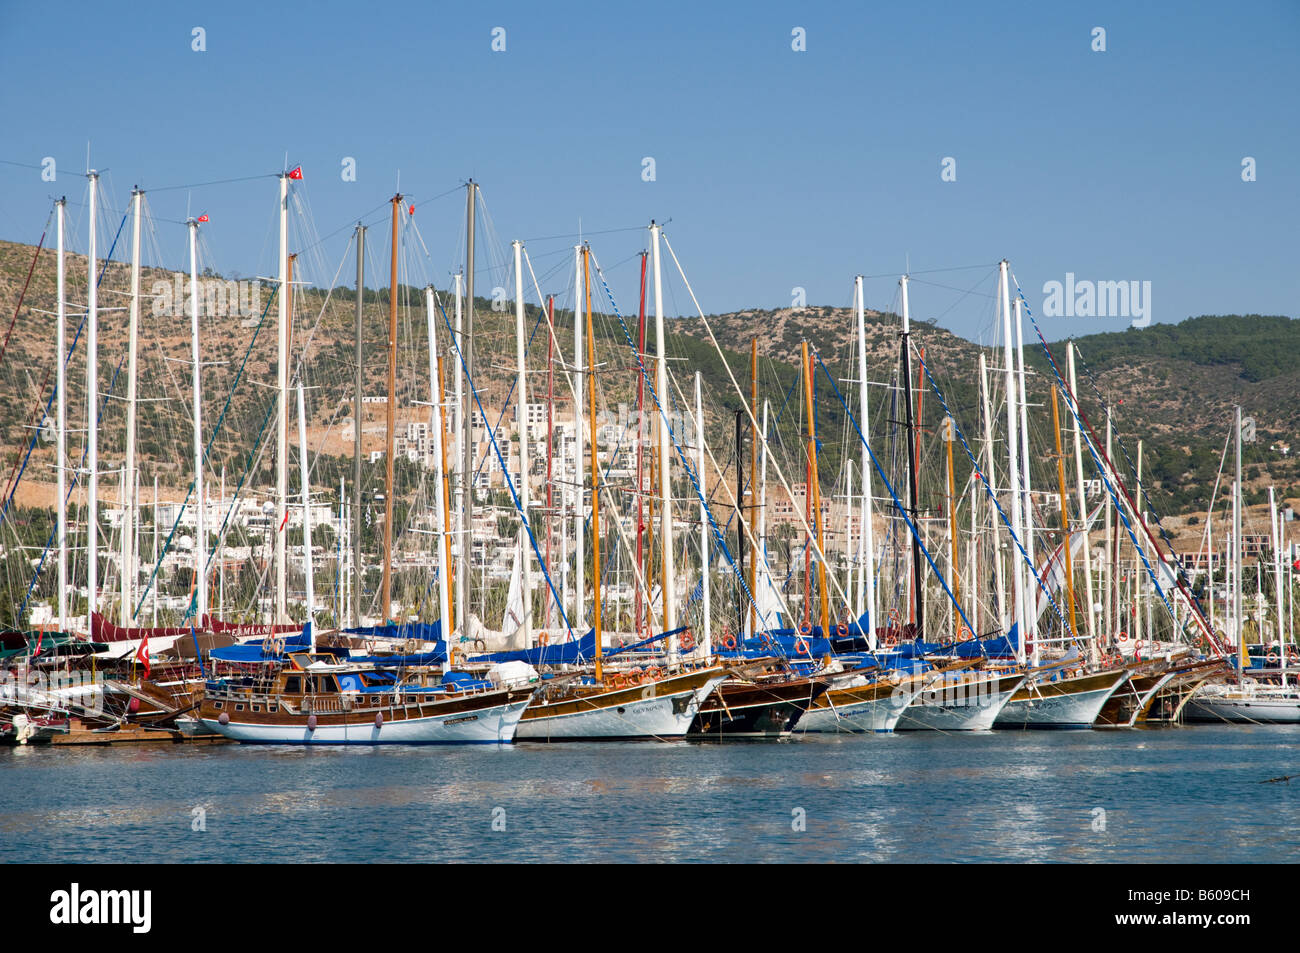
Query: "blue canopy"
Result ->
[[475, 629, 598, 666], [344, 620, 444, 642], [950, 623, 1020, 659], [208, 625, 312, 664]]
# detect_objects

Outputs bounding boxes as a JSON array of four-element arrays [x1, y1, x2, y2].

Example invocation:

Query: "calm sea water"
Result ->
[[2, 726, 1298, 863]]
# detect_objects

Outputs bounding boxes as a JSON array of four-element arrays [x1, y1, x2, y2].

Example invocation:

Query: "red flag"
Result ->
[[408, 204, 415, 216], [135, 634, 151, 679], [32, 627, 43, 658], [287, 166, 303, 180], [279, 509, 290, 532], [197, 213, 209, 223]]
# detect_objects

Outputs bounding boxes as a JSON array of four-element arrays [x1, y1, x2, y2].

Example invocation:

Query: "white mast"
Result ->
[[188, 217, 206, 625], [1270, 487, 1284, 687], [219, 466, 226, 618], [86, 171, 99, 630], [757, 399, 772, 631], [695, 371, 710, 656], [979, 353, 1004, 631], [855, 274, 877, 645], [1013, 296, 1037, 661], [651, 222, 677, 650], [998, 261, 1026, 664], [121, 189, 143, 625], [572, 244, 585, 632], [425, 286, 452, 671], [297, 379, 314, 645], [55, 198, 67, 629], [151, 475, 159, 626], [512, 242, 533, 647], [1234, 406, 1243, 667], [1067, 342, 1098, 656], [453, 270, 466, 637], [275, 172, 289, 624]]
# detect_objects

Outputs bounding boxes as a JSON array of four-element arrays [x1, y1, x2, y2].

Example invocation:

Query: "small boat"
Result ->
[[1185, 679, 1300, 724]]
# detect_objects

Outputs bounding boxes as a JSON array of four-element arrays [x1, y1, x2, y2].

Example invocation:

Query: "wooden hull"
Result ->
[[688, 674, 827, 738], [198, 686, 534, 745], [1141, 659, 1230, 724], [516, 667, 727, 741], [995, 668, 1130, 729]]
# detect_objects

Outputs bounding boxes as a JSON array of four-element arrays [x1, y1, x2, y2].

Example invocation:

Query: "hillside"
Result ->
[[1, 234, 1296, 536]]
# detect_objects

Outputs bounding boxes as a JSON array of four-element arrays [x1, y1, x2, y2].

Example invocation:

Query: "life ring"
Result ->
[[644, 667, 662, 682], [836, 623, 848, 636], [680, 630, 695, 652], [957, 625, 975, 642], [272, 637, 285, 655], [795, 638, 811, 656], [799, 623, 812, 637], [626, 670, 643, 686], [611, 674, 627, 689], [1268, 652, 1279, 665], [1117, 630, 1129, 644], [722, 634, 737, 650], [538, 631, 549, 647], [473, 638, 486, 653]]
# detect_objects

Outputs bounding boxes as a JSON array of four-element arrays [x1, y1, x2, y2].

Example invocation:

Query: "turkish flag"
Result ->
[[288, 166, 303, 180], [197, 214, 209, 223], [408, 204, 415, 215], [136, 634, 151, 679]]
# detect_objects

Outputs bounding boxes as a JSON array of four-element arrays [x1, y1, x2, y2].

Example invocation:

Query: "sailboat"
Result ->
[[1187, 412, 1300, 723]]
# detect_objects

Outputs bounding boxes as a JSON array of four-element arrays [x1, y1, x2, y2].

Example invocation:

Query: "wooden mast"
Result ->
[[584, 246, 603, 681], [1051, 386, 1078, 642], [803, 342, 830, 636], [381, 194, 400, 623]]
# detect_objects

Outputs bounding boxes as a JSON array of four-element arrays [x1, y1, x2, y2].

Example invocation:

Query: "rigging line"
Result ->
[[138, 284, 280, 621], [659, 233, 852, 622], [0, 210, 51, 367], [143, 172, 278, 194], [587, 250, 777, 639], [1010, 281, 1211, 651], [0, 205, 130, 531], [816, 352, 985, 648], [912, 347, 1073, 636], [17, 354, 125, 620], [433, 290, 576, 643], [1069, 337, 1196, 562], [521, 224, 645, 244]]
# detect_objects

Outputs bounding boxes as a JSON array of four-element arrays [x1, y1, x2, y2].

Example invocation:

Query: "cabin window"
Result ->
[[251, 705, 260, 713], [316, 676, 337, 693], [267, 703, 278, 713], [234, 704, 244, 712], [285, 676, 303, 694], [214, 701, 223, 709]]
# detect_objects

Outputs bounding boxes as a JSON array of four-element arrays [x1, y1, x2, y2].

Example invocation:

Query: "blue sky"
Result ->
[[1, 0, 1295, 344]]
